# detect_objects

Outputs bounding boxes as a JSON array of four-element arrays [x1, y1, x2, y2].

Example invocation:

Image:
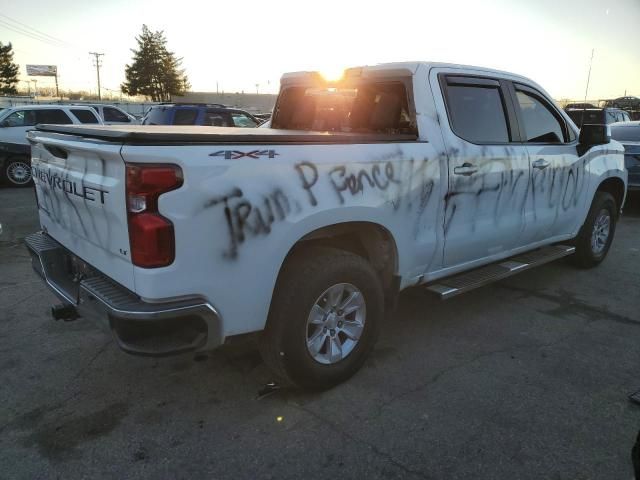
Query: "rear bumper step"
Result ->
[[425, 245, 576, 300], [25, 231, 224, 357]]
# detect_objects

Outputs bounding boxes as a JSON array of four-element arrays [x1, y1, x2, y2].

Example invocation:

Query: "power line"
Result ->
[[0, 19, 69, 49], [0, 13, 72, 47]]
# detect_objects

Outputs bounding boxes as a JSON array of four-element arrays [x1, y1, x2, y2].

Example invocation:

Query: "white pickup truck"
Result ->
[[25, 62, 626, 389]]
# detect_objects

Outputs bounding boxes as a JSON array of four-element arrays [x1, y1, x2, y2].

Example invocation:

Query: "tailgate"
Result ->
[[28, 130, 135, 290]]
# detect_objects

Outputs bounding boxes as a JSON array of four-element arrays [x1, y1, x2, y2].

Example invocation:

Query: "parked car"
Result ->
[[81, 104, 138, 125], [604, 96, 640, 110], [0, 105, 103, 186], [141, 103, 260, 127], [611, 121, 640, 190], [564, 102, 595, 109], [565, 107, 631, 128], [25, 62, 625, 389]]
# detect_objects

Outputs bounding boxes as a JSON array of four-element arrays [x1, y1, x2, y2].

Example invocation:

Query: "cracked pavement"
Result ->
[[1, 187, 640, 479]]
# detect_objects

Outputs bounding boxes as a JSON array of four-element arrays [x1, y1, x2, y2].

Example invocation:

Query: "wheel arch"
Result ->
[[596, 176, 626, 214], [276, 221, 401, 306]]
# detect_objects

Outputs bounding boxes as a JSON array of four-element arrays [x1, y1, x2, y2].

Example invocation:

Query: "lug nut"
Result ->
[[330, 329, 336, 336]]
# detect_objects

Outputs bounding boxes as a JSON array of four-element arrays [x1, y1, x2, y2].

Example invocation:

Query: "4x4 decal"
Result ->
[[209, 150, 279, 160]]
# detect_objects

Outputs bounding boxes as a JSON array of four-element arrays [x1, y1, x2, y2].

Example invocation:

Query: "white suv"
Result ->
[[0, 105, 103, 186]]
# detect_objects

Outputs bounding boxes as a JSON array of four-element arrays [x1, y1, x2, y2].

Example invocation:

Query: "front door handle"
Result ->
[[453, 162, 478, 176], [532, 159, 550, 169]]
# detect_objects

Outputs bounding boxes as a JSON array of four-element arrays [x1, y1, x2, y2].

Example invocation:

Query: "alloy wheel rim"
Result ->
[[306, 282, 366, 365], [7, 162, 31, 185], [591, 208, 611, 254]]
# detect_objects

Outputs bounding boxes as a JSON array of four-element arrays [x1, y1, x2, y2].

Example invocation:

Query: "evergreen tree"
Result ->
[[0, 42, 19, 95], [121, 25, 190, 101]]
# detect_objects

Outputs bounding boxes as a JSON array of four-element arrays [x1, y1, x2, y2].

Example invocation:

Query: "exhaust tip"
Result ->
[[51, 303, 78, 321]]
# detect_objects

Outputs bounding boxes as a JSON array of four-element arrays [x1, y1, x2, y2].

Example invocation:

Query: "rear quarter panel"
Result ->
[[121, 140, 445, 336]]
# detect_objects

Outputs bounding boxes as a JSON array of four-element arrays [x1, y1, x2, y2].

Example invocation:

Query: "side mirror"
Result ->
[[578, 124, 610, 155], [0, 120, 7, 128]]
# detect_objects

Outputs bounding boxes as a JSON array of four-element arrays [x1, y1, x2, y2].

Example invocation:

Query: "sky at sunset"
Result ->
[[0, 0, 638, 100]]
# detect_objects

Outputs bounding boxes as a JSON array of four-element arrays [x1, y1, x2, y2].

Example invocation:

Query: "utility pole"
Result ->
[[89, 52, 104, 100]]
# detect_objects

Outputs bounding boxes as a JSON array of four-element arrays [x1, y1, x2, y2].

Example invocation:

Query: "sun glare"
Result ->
[[319, 67, 345, 82]]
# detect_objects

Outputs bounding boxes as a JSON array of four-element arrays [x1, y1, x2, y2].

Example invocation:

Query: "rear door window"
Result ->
[[444, 79, 510, 143], [515, 89, 565, 143], [71, 109, 100, 124], [104, 107, 131, 122], [142, 107, 167, 125], [35, 109, 73, 124], [173, 108, 199, 125], [204, 110, 233, 126]]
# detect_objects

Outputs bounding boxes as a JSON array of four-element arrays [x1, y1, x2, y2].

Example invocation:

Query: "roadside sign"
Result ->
[[26, 65, 58, 77]]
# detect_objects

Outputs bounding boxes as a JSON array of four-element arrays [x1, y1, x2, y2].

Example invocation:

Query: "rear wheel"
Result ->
[[3, 157, 32, 187], [571, 192, 617, 268], [259, 246, 384, 390]]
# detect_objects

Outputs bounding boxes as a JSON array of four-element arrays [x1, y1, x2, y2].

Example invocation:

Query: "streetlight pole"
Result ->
[[89, 52, 104, 100]]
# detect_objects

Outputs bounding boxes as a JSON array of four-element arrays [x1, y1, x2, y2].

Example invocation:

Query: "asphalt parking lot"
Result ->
[[1, 186, 640, 480]]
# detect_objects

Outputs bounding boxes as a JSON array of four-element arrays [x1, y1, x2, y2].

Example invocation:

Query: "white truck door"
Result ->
[[432, 72, 531, 267], [511, 83, 587, 242]]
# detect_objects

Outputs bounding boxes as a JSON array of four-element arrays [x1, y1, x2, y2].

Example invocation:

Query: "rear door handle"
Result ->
[[453, 163, 478, 176], [532, 159, 550, 169]]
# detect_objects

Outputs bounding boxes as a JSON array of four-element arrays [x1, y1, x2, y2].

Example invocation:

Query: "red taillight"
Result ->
[[126, 164, 183, 268]]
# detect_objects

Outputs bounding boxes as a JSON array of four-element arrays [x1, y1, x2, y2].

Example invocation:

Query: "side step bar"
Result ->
[[425, 245, 575, 300]]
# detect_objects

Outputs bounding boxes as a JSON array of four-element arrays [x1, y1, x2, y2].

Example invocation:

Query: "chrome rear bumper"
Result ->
[[25, 231, 224, 357]]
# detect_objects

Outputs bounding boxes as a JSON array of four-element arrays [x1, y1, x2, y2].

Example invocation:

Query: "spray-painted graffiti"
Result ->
[[205, 154, 440, 259], [203, 187, 298, 259]]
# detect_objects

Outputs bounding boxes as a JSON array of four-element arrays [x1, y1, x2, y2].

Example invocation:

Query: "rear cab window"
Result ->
[[71, 109, 100, 124], [271, 79, 417, 136]]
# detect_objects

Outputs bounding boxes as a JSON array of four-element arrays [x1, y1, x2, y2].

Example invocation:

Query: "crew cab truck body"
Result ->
[[25, 62, 626, 389]]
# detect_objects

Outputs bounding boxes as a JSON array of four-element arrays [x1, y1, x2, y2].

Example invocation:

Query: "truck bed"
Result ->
[[35, 124, 418, 145]]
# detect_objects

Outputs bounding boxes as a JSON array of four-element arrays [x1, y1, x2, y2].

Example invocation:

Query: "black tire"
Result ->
[[259, 246, 384, 390], [3, 156, 32, 187], [571, 191, 617, 268]]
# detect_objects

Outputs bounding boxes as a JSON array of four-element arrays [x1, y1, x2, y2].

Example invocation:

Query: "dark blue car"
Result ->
[[611, 121, 640, 191], [142, 103, 261, 128]]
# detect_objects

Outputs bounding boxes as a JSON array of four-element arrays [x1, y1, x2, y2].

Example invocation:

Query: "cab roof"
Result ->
[[280, 61, 534, 85]]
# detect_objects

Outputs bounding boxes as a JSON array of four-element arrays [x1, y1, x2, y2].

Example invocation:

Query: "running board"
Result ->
[[425, 245, 575, 300]]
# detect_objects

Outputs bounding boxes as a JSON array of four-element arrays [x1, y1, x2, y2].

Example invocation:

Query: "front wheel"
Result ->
[[571, 191, 617, 268], [3, 157, 32, 187], [259, 246, 384, 390]]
